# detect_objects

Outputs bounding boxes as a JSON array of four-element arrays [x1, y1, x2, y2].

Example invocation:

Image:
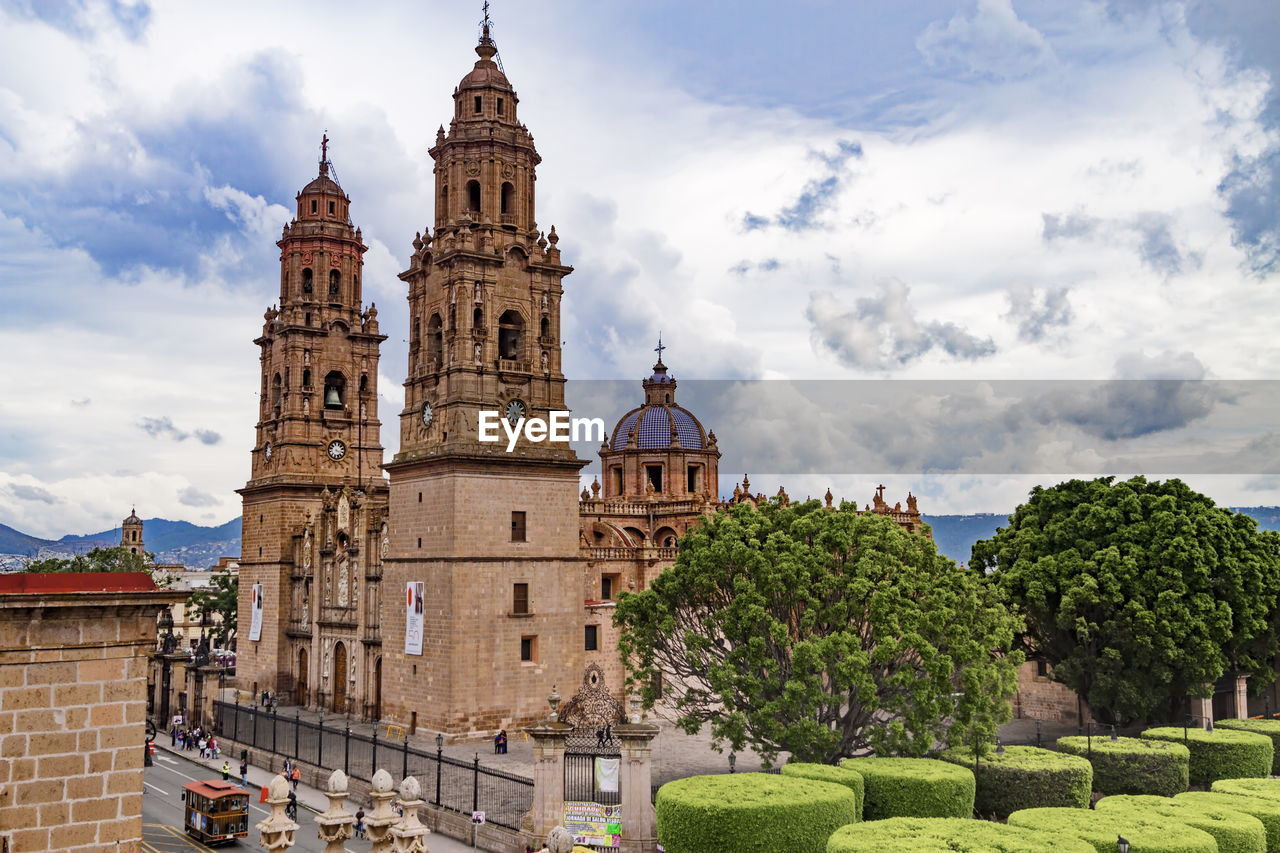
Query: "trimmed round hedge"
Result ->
[[938, 745, 1091, 817], [781, 763, 864, 819], [1008, 806, 1217, 853], [1097, 794, 1266, 853], [655, 772, 859, 853], [1177, 792, 1280, 852], [1217, 720, 1280, 775], [825, 817, 1095, 853], [1057, 735, 1190, 796], [1142, 726, 1273, 786], [840, 757, 975, 819], [1213, 778, 1280, 802]]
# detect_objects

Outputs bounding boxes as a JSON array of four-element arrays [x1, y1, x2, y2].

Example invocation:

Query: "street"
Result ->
[[144, 750, 357, 853]]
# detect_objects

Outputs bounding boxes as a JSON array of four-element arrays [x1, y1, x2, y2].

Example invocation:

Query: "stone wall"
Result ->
[[0, 573, 184, 853], [1013, 660, 1083, 723]]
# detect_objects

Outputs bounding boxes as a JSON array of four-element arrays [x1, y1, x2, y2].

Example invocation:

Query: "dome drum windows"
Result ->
[[467, 180, 482, 214], [302, 268, 313, 295], [329, 269, 341, 299]]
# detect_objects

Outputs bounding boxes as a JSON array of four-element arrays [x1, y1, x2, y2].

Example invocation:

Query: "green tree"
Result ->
[[26, 545, 169, 585], [972, 476, 1280, 724], [189, 567, 238, 648], [614, 498, 1023, 765]]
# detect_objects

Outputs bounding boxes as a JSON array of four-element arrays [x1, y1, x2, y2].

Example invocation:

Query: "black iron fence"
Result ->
[[213, 700, 533, 831]]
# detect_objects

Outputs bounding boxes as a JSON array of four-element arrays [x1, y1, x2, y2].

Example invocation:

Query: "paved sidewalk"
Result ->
[[154, 740, 478, 852]]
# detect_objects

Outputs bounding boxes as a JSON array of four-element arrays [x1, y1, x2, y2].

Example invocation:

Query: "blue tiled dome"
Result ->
[[610, 405, 704, 450]]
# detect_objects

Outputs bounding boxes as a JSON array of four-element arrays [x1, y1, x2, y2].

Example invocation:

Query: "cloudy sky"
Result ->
[[0, 0, 1276, 538]]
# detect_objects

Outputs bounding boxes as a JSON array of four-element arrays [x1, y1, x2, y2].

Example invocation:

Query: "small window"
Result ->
[[418, 492, 422, 503], [610, 467, 623, 494], [497, 97, 505, 116], [302, 369, 311, 388], [304, 312, 311, 326], [501, 182, 514, 215], [513, 583, 529, 615], [601, 576, 613, 601], [310, 200, 317, 214], [328, 200, 335, 215], [1036, 658, 1049, 678], [467, 180, 481, 213], [584, 624, 598, 651], [474, 95, 483, 114], [520, 636, 536, 662], [645, 464, 663, 493], [687, 465, 701, 494], [473, 306, 484, 330], [511, 511, 527, 542], [329, 269, 340, 296], [540, 316, 549, 338], [302, 268, 313, 294], [417, 537, 422, 548]]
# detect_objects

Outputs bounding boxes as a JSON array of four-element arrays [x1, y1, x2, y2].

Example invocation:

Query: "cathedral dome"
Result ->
[[610, 404, 706, 450], [301, 173, 345, 196], [458, 34, 511, 92]]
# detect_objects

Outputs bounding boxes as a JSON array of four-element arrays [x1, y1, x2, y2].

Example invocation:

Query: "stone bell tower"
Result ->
[[237, 138, 389, 709], [382, 17, 587, 734]]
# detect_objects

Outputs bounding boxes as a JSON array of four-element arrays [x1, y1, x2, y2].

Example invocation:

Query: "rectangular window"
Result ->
[[513, 583, 529, 615], [474, 95, 483, 114], [601, 576, 613, 601], [687, 465, 700, 493], [520, 635, 536, 662], [511, 511, 527, 542], [328, 200, 335, 215], [645, 464, 663, 493], [610, 467, 623, 494], [310, 200, 317, 213], [497, 97, 505, 115], [585, 624, 599, 651], [1036, 658, 1049, 678]]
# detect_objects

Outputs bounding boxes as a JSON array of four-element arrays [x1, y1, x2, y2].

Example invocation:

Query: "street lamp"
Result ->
[[995, 738, 1005, 756], [435, 732, 444, 807], [1110, 724, 1118, 742], [1117, 835, 1130, 853], [728, 752, 737, 773]]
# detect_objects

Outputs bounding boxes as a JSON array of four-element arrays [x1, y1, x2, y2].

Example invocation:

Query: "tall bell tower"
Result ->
[[383, 17, 587, 734], [237, 139, 389, 702]]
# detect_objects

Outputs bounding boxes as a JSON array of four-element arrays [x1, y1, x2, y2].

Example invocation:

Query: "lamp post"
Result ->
[[435, 732, 444, 806], [728, 752, 737, 774], [157, 608, 176, 727], [1117, 835, 1130, 853], [1110, 724, 1118, 742], [995, 738, 1005, 756]]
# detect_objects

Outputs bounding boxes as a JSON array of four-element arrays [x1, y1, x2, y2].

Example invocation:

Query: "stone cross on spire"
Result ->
[[319, 131, 330, 176], [654, 334, 666, 365]]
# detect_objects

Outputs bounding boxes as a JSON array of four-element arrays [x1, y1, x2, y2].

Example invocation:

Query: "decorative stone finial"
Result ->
[[548, 684, 561, 722], [372, 768, 394, 793], [547, 225, 559, 245], [256, 773, 299, 851], [326, 768, 348, 794], [317, 770, 355, 852], [825, 488, 834, 508], [269, 774, 290, 800], [399, 775, 421, 801]]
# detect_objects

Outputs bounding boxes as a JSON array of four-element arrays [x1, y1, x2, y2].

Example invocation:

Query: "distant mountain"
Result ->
[[3, 505, 1277, 570]]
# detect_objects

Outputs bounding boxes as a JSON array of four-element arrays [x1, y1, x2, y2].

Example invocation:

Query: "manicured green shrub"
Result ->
[[1214, 778, 1280, 802], [655, 772, 859, 853], [1097, 794, 1266, 853], [840, 757, 975, 819], [938, 745, 1091, 817], [1217, 720, 1280, 775], [825, 817, 1094, 853], [1178, 792, 1280, 852], [1057, 735, 1190, 796], [1008, 806, 1217, 853], [781, 763, 864, 819], [1142, 726, 1273, 785]]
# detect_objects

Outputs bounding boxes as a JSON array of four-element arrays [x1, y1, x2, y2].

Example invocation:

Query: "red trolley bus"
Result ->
[[181, 779, 250, 845]]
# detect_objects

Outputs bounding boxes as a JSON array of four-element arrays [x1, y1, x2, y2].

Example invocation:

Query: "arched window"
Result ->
[[501, 182, 514, 215], [540, 316, 550, 338], [467, 180, 481, 214], [271, 373, 282, 412], [473, 306, 484, 330], [302, 268, 313, 295], [427, 314, 443, 365], [359, 374, 369, 395], [302, 369, 311, 389], [323, 371, 346, 410], [329, 269, 340, 297], [441, 185, 448, 216], [498, 310, 523, 360]]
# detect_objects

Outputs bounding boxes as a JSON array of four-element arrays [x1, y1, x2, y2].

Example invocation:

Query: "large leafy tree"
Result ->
[[26, 545, 169, 585], [189, 567, 238, 648], [614, 498, 1023, 765], [972, 476, 1280, 724]]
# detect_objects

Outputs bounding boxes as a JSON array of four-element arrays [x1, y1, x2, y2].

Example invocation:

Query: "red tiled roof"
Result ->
[[183, 779, 249, 799], [0, 572, 158, 594]]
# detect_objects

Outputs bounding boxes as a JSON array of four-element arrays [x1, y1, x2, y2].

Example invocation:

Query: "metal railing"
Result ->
[[213, 701, 532, 830]]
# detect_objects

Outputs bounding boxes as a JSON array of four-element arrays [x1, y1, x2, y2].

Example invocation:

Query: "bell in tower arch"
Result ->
[[324, 386, 342, 408]]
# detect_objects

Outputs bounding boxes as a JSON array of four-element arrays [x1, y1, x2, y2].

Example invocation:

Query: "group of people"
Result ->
[[493, 729, 508, 754], [172, 725, 219, 759]]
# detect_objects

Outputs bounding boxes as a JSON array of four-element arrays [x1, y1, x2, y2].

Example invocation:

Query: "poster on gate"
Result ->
[[249, 583, 264, 642], [405, 581, 425, 655], [563, 801, 622, 849]]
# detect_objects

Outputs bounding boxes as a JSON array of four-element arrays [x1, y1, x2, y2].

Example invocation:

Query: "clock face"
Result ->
[[505, 399, 526, 425], [421, 401, 433, 427], [263, 443, 273, 460], [327, 440, 347, 460]]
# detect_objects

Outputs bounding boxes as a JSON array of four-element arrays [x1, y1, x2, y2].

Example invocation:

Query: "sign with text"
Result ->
[[405, 581, 425, 655], [249, 583, 263, 642], [563, 801, 621, 849]]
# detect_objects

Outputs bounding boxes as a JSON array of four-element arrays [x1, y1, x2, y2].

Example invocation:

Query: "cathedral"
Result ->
[[234, 23, 924, 735]]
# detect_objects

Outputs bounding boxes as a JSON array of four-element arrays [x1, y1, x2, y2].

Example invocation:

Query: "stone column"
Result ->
[[1235, 674, 1251, 719], [1191, 693, 1214, 728], [616, 722, 661, 853], [523, 721, 572, 846], [390, 776, 430, 852], [364, 769, 400, 853], [315, 769, 355, 853]]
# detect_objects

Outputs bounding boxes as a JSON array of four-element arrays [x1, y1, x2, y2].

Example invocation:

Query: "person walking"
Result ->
[[290, 765, 301, 791], [286, 790, 298, 821], [170, 726, 177, 748], [209, 736, 219, 758], [240, 761, 248, 788], [354, 808, 366, 840], [221, 761, 231, 782], [198, 736, 208, 759], [176, 730, 185, 751]]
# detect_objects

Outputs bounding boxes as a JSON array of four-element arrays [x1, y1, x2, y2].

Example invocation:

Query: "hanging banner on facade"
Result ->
[[249, 583, 264, 642], [405, 581, 425, 655], [563, 801, 621, 849]]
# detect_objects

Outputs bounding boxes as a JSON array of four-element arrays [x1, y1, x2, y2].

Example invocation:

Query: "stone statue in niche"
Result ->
[[380, 522, 389, 559], [337, 555, 350, 607]]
